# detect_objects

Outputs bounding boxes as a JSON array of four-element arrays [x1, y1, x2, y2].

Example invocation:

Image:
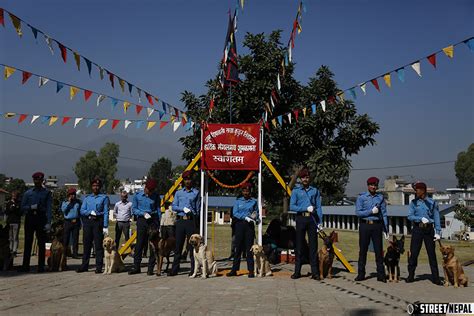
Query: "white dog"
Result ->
[[188, 234, 217, 279], [103, 236, 126, 274], [251, 244, 273, 277]]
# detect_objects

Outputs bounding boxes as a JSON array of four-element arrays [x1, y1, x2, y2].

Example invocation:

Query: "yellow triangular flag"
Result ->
[[4, 113, 16, 118], [73, 52, 81, 71], [442, 45, 454, 58], [383, 73, 391, 88], [98, 119, 108, 129], [123, 101, 131, 113], [271, 119, 277, 128], [147, 121, 156, 131], [9, 13, 22, 37], [70, 86, 79, 100], [302, 108, 307, 117], [49, 116, 58, 126], [119, 78, 125, 92], [4, 66, 16, 79], [297, 23, 302, 34], [171, 115, 176, 123]]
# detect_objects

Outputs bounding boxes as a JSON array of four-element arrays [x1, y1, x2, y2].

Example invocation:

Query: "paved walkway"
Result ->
[[0, 256, 472, 315]]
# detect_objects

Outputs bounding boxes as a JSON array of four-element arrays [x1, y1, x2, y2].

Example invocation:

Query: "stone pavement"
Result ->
[[0, 256, 472, 315]]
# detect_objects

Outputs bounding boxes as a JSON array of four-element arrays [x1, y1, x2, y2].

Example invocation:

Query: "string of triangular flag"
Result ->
[[264, 36, 474, 130], [1, 63, 188, 121], [0, 8, 186, 116], [1, 112, 195, 132]]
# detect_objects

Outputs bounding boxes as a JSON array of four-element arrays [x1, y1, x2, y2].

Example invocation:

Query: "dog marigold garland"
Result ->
[[206, 170, 255, 189]]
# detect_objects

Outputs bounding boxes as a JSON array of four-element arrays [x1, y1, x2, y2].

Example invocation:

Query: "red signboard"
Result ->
[[201, 123, 261, 170]]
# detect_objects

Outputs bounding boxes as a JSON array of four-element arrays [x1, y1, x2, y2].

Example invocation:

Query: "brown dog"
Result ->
[[149, 228, 176, 276], [103, 236, 126, 274], [318, 231, 337, 280], [250, 244, 272, 277], [47, 232, 66, 272], [439, 243, 469, 288], [188, 234, 217, 279]]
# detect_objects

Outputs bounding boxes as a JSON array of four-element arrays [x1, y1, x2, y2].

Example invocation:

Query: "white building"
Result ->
[[121, 177, 147, 194]]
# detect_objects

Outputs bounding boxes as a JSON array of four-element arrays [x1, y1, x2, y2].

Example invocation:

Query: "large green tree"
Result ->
[[455, 143, 474, 188], [74, 142, 120, 194], [148, 157, 173, 195], [179, 31, 379, 206]]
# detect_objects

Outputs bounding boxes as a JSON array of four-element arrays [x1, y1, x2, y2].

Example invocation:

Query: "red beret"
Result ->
[[182, 170, 193, 179], [414, 182, 427, 190], [241, 182, 252, 190], [91, 177, 102, 186], [32, 172, 44, 179], [67, 188, 77, 195], [145, 178, 157, 191], [298, 168, 310, 178], [367, 177, 380, 185]]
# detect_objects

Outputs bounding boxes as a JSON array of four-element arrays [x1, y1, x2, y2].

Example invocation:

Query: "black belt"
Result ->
[[65, 218, 80, 223], [359, 219, 381, 224], [413, 222, 433, 228], [86, 215, 104, 220], [177, 214, 194, 220], [296, 212, 312, 217]]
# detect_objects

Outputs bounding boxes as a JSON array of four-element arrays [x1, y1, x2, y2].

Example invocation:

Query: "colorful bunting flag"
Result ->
[[9, 13, 22, 37], [45, 35, 54, 55], [311, 103, 316, 114], [84, 58, 92, 76], [49, 116, 58, 126], [56, 82, 64, 93], [136, 105, 143, 115], [128, 82, 133, 95], [124, 120, 132, 129], [427, 53, 437, 68], [349, 87, 357, 99], [108, 71, 114, 88], [383, 73, 391, 88], [119, 78, 125, 93], [359, 83, 366, 95], [173, 122, 180, 132], [58, 43, 67, 63], [464, 38, 474, 52], [136, 121, 144, 129], [396, 68, 405, 83], [61, 117, 71, 125], [84, 90, 92, 102], [18, 114, 27, 124], [30, 26, 38, 39], [98, 119, 108, 129], [160, 121, 168, 129], [86, 118, 95, 127], [147, 121, 157, 131], [4, 66, 15, 79], [111, 98, 118, 108], [97, 94, 106, 107], [320, 100, 326, 112], [40, 116, 50, 124], [31, 115, 39, 124], [370, 78, 380, 92], [302, 108, 307, 117], [147, 108, 154, 117], [74, 118, 83, 128], [38, 77, 49, 87], [287, 113, 292, 124], [112, 119, 120, 129], [123, 101, 131, 113], [73, 52, 81, 71], [22, 71, 32, 84], [411, 61, 422, 77], [146, 93, 153, 105], [70, 86, 79, 100], [0, 8, 4, 27]]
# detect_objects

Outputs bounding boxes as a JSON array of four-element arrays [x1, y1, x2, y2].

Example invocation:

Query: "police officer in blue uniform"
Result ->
[[76, 177, 110, 273], [355, 177, 389, 282], [290, 168, 323, 280], [406, 182, 441, 285], [129, 178, 161, 275], [61, 188, 81, 260], [169, 170, 200, 276], [227, 182, 259, 278], [19, 172, 52, 273]]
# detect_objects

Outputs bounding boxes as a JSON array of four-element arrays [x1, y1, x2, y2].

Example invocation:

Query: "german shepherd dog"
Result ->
[[0, 224, 13, 271], [318, 231, 337, 280], [47, 227, 67, 272], [149, 225, 176, 276], [384, 235, 405, 282]]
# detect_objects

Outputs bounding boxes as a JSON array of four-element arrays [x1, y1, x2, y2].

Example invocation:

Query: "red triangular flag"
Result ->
[[181, 117, 186, 126], [293, 109, 299, 122], [18, 114, 28, 124], [61, 117, 71, 125], [0, 8, 5, 27], [136, 105, 143, 115], [58, 43, 67, 63], [84, 90, 92, 102], [112, 119, 120, 129], [108, 71, 115, 88], [427, 53, 437, 68], [371, 78, 380, 92], [22, 71, 32, 84], [159, 121, 168, 129], [146, 93, 153, 105], [328, 95, 336, 104], [209, 98, 215, 111]]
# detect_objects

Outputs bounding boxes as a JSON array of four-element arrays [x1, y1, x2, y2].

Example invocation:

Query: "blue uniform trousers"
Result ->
[[171, 217, 196, 275], [231, 219, 255, 273], [22, 213, 47, 270], [133, 217, 157, 272], [358, 221, 384, 278], [408, 225, 439, 280], [295, 215, 319, 276], [80, 216, 104, 271]]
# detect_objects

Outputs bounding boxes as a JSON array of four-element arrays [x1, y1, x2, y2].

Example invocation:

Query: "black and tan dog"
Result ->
[[47, 228, 67, 272], [439, 242, 469, 288], [384, 235, 405, 282], [0, 224, 13, 271], [318, 231, 337, 280], [149, 226, 176, 276]]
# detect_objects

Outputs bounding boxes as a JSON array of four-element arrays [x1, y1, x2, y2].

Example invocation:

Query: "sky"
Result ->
[[0, 0, 473, 196]]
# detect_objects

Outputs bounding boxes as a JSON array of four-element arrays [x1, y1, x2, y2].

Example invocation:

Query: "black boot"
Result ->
[[128, 267, 141, 275], [291, 273, 301, 279], [354, 275, 365, 281], [406, 273, 415, 283]]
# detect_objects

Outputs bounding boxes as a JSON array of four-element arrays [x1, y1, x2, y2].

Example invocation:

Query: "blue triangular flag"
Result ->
[[396, 68, 405, 83], [41, 116, 50, 124], [56, 82, 64, 93], [464, 38, 474, 52], [111, 98, 118, 108], [136, 120, 144, 129], [84, 58, 92, 77], [128, 83, 133, 95], [277, 115, 282, 125], [30, 26, 38, 39], [162, 101, 167, 113], [284, 52, 289, 67], [185, 122, 192, 131], [349, 88, 357, 99], [86, 119, 96, 127], [311, 104, 316, 114], [158, 110, 165, 120]]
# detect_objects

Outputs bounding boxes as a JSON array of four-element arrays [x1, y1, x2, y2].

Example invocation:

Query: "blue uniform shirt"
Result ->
[[21, 187, 52, 224], [290, 184, 323, 224], [408, 197, 441, 235], [172, 187, 200, 217], [80, 194, 110, 228], [355, 192, 388, 229], [61, 199, 81, 220], [132, 191, 161, 220], [232, 197, 259, 221]]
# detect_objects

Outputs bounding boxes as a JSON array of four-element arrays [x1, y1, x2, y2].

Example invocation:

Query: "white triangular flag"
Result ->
[[124, 120, 132, 129], [31, 115, 40, 124], [96, 95, 106, 107], [44, 35, 54, 55], [411, 61, 422, 77], [277, 73, 281, 91], [288, 45, 292, 62], [359, 83, 367, 95], [147, 108, 154, 117], [320, 100, 326, 112], [173, 122, 180, 132], [38, 77, 49, 87], [287, 113, 292, 124], [270, 96, 275, 108], [191, 121, 195, 128], [74, 118, 83, 128]]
